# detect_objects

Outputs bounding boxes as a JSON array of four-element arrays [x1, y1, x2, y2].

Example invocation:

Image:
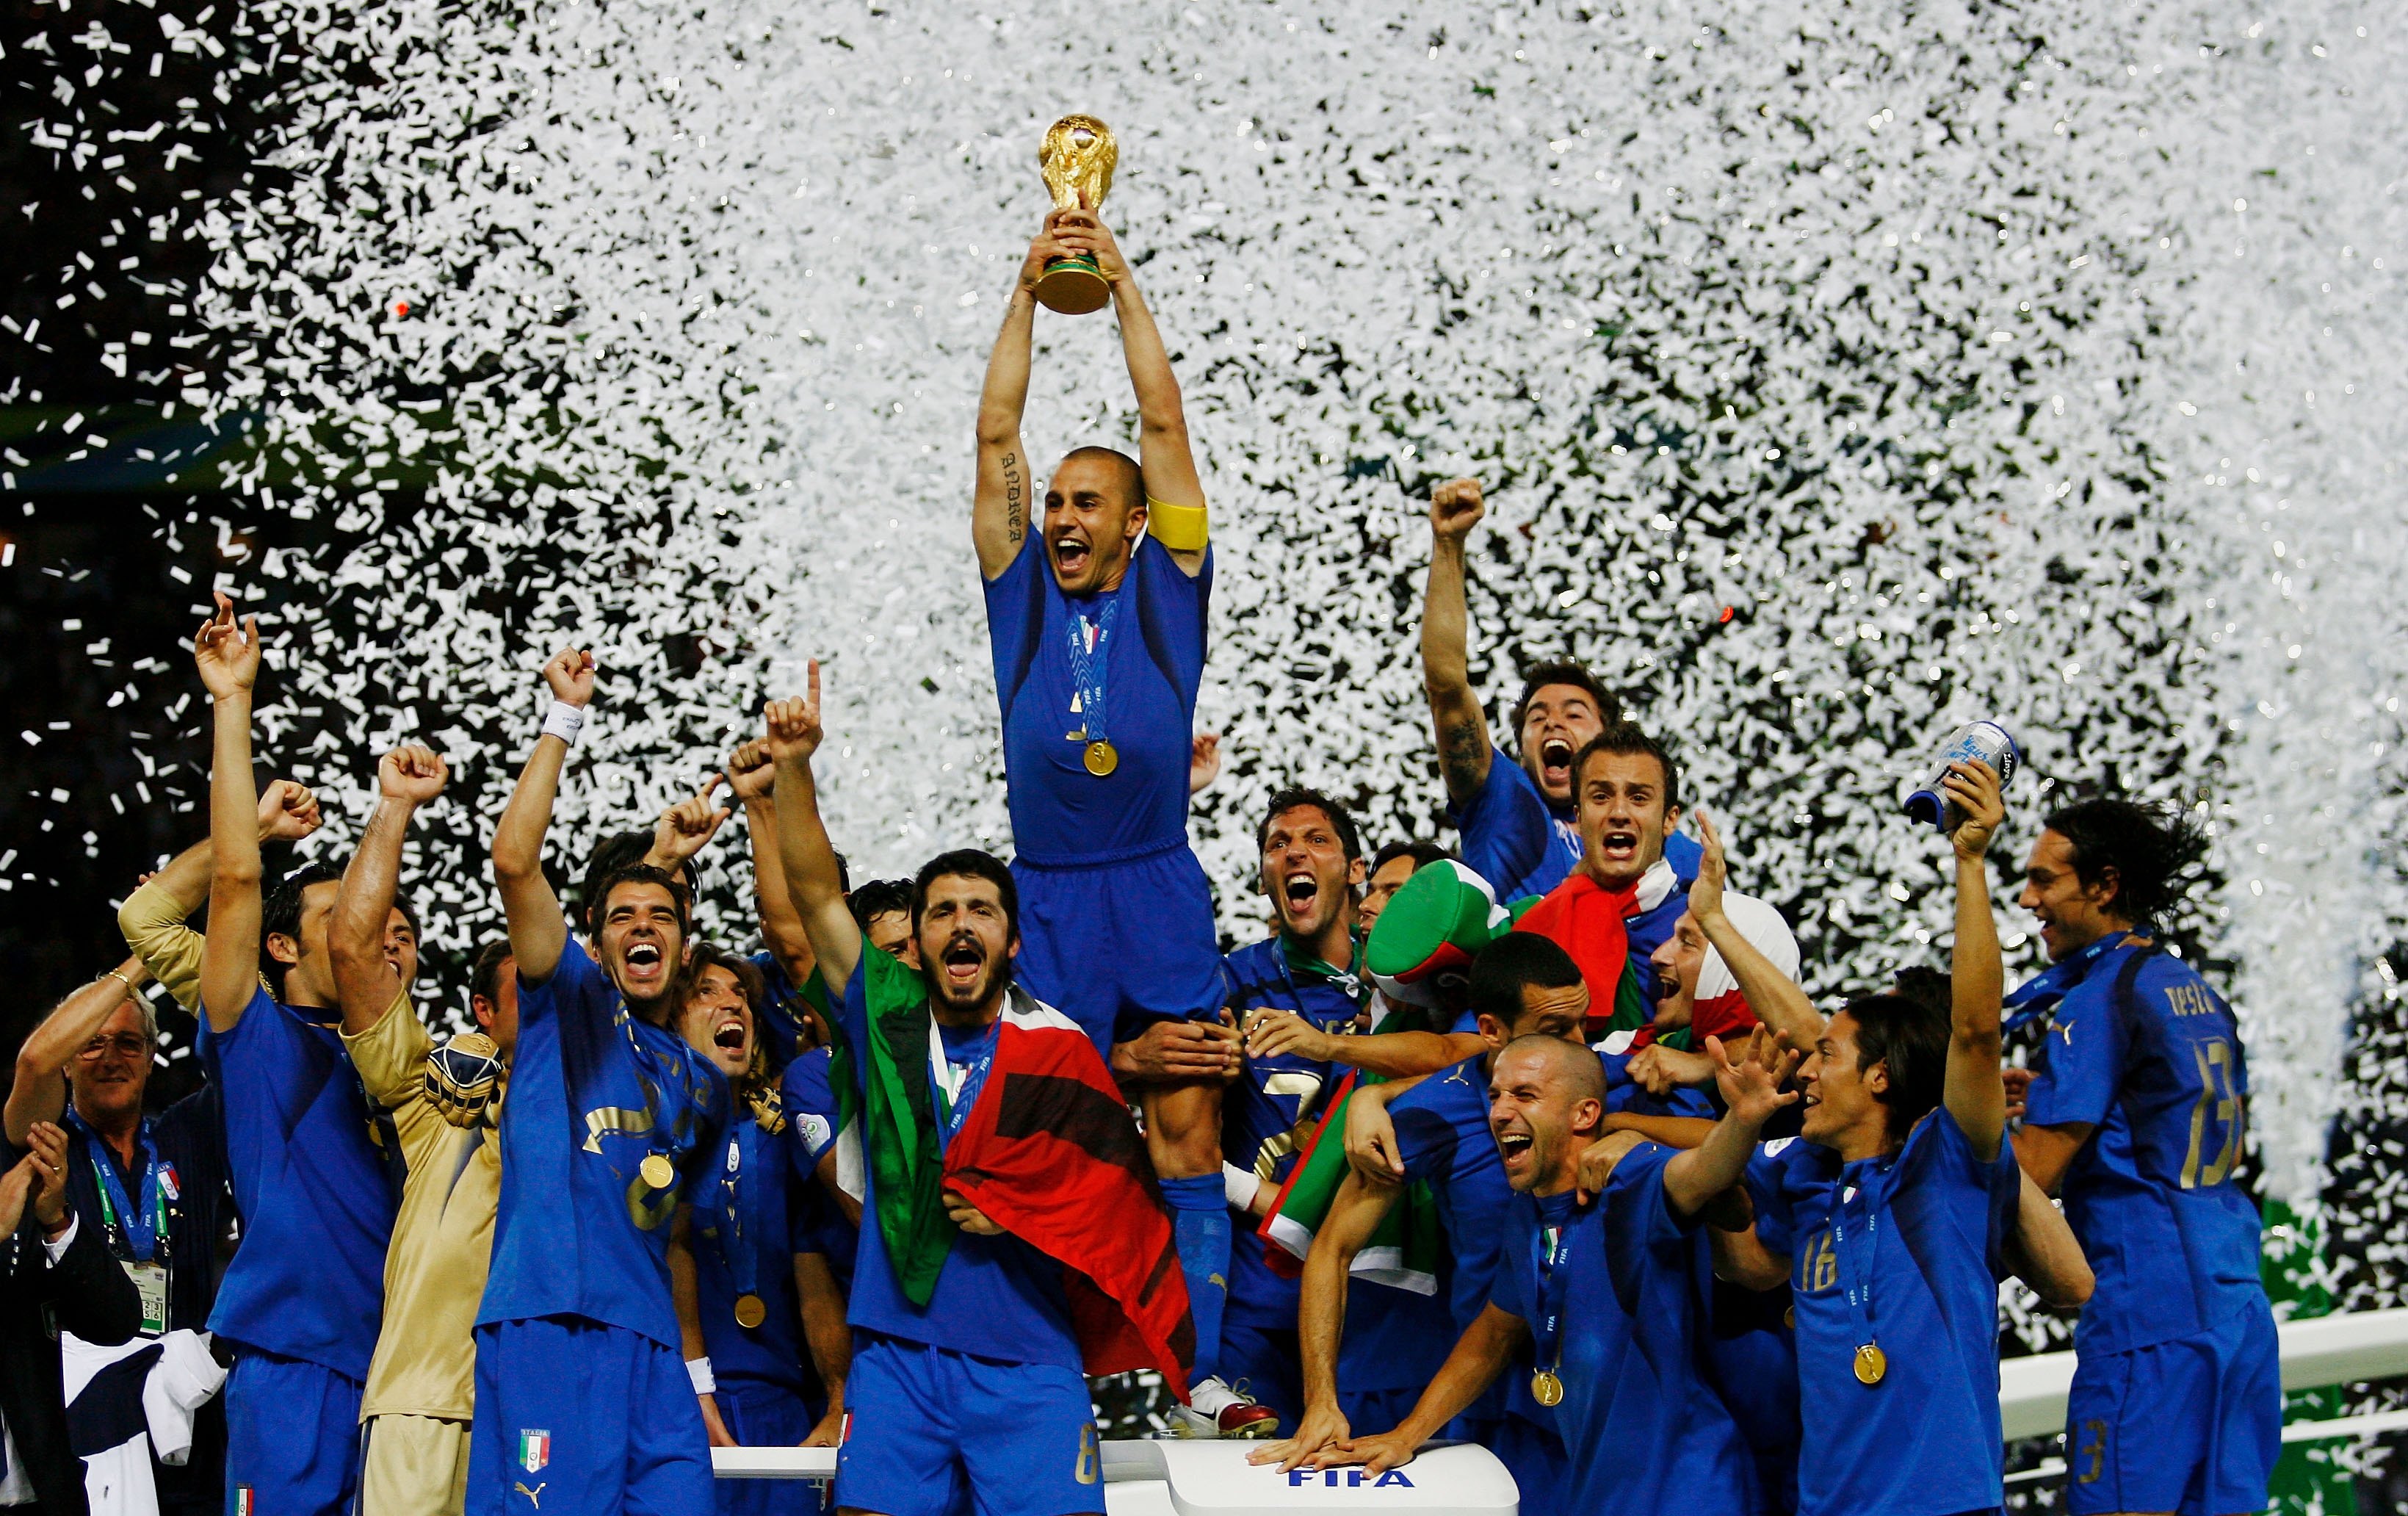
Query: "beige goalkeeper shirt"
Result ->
[[343, 989, 502, 1423]]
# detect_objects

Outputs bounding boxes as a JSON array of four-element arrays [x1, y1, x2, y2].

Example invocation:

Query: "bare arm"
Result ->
[[1597, 1112, 1716, 1149], [120, 782, 321, 1013], [2003, 1168, 2094, 1308], [2011, 1120, 2095, 1197], [795, 1251, 852, 1445], [1940, 762, 2008, 1160], [1313, 1304, 1527, 1476], [668, 1205, 737, 1448], [1689, 812, 1824, 1047], [973, 224, 1066, 581], [4, 961, 148, 1145], [1710, 1222, 1791, 1291], [1240, 1014, 1483, 1081], [765, 664, 861, 995], [1421, 479, 1494, 807], [1284, 1172, 1400, 1462], [728, 741, 815, 987], [490, 648, 595, 984], [332, 746, 446, 1036], [194, 596, 265, 1034]]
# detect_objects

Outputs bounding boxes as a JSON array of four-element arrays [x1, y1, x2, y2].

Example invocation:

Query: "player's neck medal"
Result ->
[[1530, 1369, 1564, 1407], [733, 1293, 767, 1329], [639, 1152, 675, 1191], [1083, 739, 1119, 776], [1853, 1342, 1887, 1386]]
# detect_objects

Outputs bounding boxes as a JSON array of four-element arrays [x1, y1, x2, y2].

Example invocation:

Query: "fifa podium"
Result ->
[[712, 1440, 1522, 1515]]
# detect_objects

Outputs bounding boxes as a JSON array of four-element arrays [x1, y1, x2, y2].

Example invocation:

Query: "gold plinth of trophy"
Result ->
[[1035, 115, 1117, 315]]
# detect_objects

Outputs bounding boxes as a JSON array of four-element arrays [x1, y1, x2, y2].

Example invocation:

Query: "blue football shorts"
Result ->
[[2064, 1303, 2281, 1516], [835, 1335, 1102, 1516]]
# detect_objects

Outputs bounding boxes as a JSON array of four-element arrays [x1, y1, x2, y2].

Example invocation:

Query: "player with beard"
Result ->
[[471, 646, 731, 1516], [1309, 1032, 1790, 1516], [763, 669, 1123, 1516], [669, 945, 829, 1512], [1259, 935, 1594, 1505], [2006, 799, 2277, 1516], [1713, 761, 2094, 1516], [974, 202, 1240, 1426], [1419, 478, 1699, 900], [158, 594, 404, 1516], [1515, 724, 1701, 1036]]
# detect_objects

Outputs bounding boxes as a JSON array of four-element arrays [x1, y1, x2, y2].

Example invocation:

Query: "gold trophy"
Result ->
[[1035, 115, 1117, 315]]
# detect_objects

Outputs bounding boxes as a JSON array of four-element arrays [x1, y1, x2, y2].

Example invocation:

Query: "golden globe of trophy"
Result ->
[[1035, 115, 1117, 315]]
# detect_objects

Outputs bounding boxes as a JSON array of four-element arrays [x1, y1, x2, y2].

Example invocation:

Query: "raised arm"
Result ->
[[1940, 760, 2009, 1159], [1421, 478, 1494, 807], [120, 780, 321, 1014], [332, 744, 446, 1036], [195, 593, 267, 1033], [972, 220, 1070, 580], [1056, 205, 1209, 576], [728, 739, 814, 986], [1689, 812, 1823, 1047], [490, 646, 595, 984], [764, 662, 861, 994], [1661, 1030, 1802, 1217], [4, 959, 148, 1144]]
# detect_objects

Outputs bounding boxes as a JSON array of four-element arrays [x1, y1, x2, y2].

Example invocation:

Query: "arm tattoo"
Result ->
[[1440, 715, 1486, 794], [1002, 452, 1024, 544]]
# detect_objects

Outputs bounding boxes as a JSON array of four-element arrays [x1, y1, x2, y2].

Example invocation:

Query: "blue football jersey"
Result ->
[[692, 1113, 808, 1391], [1488, 1152, 1757, 1516], [1746, 1112, 2020, 1516], [2017, 938, 2267, 1354], [1451, 743, 1704, 904], [984, 531, 1210, 865], [478, 937, 731, 1351], [198, 986, 397, 1378]]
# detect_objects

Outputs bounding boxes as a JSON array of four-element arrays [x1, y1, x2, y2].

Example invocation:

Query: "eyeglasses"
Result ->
[[76, 1034, 153, 1061]]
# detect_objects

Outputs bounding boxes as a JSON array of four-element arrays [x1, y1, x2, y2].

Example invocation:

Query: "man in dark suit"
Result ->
[[1, 1121, 141, 1513]]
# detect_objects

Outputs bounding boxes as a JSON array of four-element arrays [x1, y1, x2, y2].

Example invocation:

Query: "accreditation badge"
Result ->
[[127, 1260, 169, 1338]]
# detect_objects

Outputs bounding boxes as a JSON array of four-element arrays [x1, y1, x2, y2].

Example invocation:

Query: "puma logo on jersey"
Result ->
[[514, 1482, 547, 1508], [2053, 1019, 2076, 1045]]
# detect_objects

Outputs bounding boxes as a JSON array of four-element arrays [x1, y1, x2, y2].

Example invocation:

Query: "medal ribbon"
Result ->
[[1829, 1160, 1890, 1365], [1527, 1197, 1582, 1389], [1064, 596, 1121, 751], [928, 1019, 1000, 1145], [712, 1122, 760, 1305], [66, 1111, 167, 1264]]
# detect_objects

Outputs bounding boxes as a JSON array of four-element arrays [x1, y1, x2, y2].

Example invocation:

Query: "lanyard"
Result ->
[[1527, 1199, 1582, 1382], [1064, 596, 1121, 744], [712, 1123, 760, 1302], [928, 1019, 999, 1144], [68, 1112, 168, 1264], [1828, 1161, 1890, 1360]]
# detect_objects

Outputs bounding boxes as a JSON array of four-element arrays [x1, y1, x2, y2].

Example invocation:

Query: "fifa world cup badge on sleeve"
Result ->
[[1901, 719, 2020, 830]]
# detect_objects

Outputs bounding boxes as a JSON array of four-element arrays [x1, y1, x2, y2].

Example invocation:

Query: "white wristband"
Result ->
[[542, 701, 587, 748], [1223, 1161, 1262, 1213], [686, 1356, 716, 1395]]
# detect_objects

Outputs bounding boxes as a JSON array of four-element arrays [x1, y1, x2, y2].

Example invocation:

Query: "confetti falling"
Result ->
[[15, 0, 2404, 1325]]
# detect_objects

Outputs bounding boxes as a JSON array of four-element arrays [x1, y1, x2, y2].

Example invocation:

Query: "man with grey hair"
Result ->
[[5, 950, 238, 1515]]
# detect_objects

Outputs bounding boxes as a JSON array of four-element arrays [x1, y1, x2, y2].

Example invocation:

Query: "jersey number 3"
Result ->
[[2181, 1038, 2243, 1189]]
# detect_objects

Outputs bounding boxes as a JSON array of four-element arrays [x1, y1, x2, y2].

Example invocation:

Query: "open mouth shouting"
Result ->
[[621, 937, 668, 994], [1050, 529, 1093, 581], [1538, 737, 1576, 793], [712, 1016, 748, 1054], [938, 933, 988, 994], [1494, 1122, 1538, 1181], [1280, 869, 1323, 924], [1593, 827, 1643, 871]]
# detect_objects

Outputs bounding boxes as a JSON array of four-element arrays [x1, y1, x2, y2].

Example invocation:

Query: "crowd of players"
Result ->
[[0, 202, 2281, 1516]]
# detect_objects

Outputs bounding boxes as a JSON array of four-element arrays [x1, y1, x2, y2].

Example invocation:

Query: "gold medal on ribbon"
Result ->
[[1083, 740, 1119, 777], [1853, 1342, 1887, 1387], [639, 1153, 676, 1191], [1530, 1369, 1564, 1407], [734, 1293, 767, 1329]]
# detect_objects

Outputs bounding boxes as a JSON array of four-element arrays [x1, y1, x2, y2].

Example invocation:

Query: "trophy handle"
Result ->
[[1035, 252, 1110, 315]]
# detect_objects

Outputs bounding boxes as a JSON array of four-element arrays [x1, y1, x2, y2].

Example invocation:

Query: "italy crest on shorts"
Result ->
[[518, 1429, 551, 1473]]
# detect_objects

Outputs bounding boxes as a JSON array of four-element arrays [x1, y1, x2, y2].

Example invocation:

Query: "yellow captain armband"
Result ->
[[1146, 498, 1210, 552]]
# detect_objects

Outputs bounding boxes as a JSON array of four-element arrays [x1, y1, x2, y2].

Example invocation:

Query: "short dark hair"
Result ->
[[469, 939, 513, 1012], [1256, 787, 1362, 862], [580, 831, 695, 936], [1370, 840, 1451, 877], [1840, 991, 1951, 1144], [682, 941, 766, 1016], [848, 878, 916, 931], [1513, 662, 1620, 734], [1572, 722, 1682, 813], [261, 862, 344, 997], [914, 850, 1019, 942], [1469, 933, 1586, 1029], [1057, 445, 1146, 514], [2042, 797, 2208, 925], [591, 862, 693, 936]]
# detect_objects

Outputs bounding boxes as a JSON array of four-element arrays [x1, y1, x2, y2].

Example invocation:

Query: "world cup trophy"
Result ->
[[1035, 115, 1117, 315]]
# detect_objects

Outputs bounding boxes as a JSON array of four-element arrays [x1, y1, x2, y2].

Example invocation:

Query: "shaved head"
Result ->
[[1499, 1033, 1607, 1107]]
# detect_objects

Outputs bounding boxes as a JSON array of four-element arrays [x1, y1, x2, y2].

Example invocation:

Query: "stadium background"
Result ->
[[1, 0, 2401, 1502]]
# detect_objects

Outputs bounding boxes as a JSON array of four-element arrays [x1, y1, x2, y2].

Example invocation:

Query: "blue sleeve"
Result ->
[[1135, 536, 1211, 708], [782, 1052, 839, 1164], [1604, 1144, 1687, 1308], [1486, 1232, 1530, 1323], [831, 956, 873, 1097], [1663, 829, 1704, 884], [2024, 967, 2130, 1130], [1744, 1144, 1798, 1260], [1391, 1090, 1462, 1186], [525, 936, 611, 1039], [982, 527, 1048, 719], [1450, 744, 1549, 892]]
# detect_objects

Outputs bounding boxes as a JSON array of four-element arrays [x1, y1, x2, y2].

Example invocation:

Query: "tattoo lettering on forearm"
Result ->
[[1440, 715, 1485, 791], [1002, 452, 1024, 544]]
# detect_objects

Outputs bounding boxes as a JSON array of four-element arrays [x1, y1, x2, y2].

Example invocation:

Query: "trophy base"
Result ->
[[1035, 256, 1110, 315]]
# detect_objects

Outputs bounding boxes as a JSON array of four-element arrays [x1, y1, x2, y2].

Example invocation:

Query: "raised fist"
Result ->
[[1430, 477, 1486, 544], [256, 779, 323, 842], [541, 646, 597, 707], [725, 738, 775, 802], [379, 743, 449, 806]]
